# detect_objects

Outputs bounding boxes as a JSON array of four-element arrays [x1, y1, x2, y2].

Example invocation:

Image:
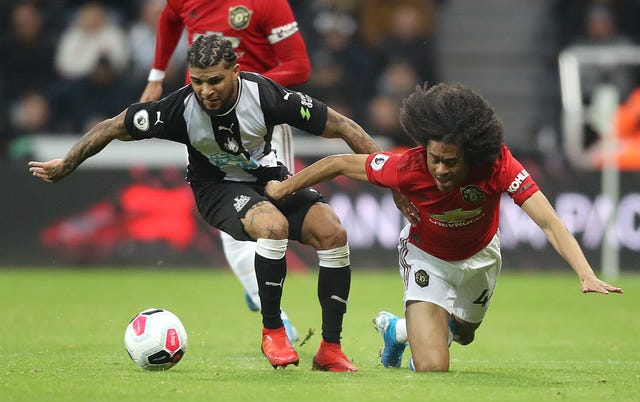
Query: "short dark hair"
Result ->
[[187, 34, 238, 69], [400, 83, 504, 166]]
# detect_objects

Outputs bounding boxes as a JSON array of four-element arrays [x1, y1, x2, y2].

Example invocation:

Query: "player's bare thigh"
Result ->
[[300, 202, 347, 250], [405, 300, 451, 372], [241, 200, 288, 240]]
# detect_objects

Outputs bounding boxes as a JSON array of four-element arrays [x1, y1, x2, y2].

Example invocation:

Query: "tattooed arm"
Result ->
[[28, 109, 135, 183], [315, 107, 421, 225], [320, 107, 382, 154]]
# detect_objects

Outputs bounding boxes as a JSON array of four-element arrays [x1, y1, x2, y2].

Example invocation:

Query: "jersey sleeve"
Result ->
[[253, 73, 328, 135], [124, 88, 189, 143], [151, 0, 185, 72], [495, 146, 540, 206], [255, 0, 311, 87], [365, 152, 400, 190]]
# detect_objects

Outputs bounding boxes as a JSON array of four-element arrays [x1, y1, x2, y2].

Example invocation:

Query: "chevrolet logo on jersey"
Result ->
[[430, 208, 482, 223]]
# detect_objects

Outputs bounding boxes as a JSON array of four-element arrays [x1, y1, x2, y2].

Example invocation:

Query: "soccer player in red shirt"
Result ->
[[139, 0, 311, 342], [265, 83, 623, 372]]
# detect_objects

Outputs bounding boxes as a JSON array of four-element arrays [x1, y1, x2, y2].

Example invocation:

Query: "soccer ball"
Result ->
[[124, 308, 188, 371]]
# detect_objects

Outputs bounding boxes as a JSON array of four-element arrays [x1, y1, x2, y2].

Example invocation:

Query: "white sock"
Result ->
[[220, 231, 261, 309], [395, 318, 408, 343]]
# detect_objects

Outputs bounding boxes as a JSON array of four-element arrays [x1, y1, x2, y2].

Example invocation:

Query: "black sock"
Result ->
[[254, 253, 287, 329], [317, 266, 351, 344]]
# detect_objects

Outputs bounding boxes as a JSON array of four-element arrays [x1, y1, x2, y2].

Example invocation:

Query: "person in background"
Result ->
[[365, 95, 413, 152], [264, 82, 623, 372], [29, 34, 381, 372], [373, 3, 439, 85], [127, 0, 186, 91], [138, 0, 312, 342], [0, 0, 57, 156], [54, 2, 129, 80]]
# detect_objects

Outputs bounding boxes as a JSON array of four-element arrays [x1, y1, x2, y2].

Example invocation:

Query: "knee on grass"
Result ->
[[412, 356, 450, 373]]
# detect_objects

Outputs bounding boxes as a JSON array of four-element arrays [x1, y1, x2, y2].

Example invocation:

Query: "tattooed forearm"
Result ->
[[64, 124, 110, 169], [323, 109, 382, 154], [63, 112, 131, 172]]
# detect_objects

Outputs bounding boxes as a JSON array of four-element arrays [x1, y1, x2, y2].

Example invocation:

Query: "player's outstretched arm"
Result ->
[[317, 108, 420, 224], [28, 109, 134, 183], [521, 191, 623, 294], [265, 154, 369, 201]]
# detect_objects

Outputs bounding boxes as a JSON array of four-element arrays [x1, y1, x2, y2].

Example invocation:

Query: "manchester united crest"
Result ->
[[461, 185, 485, 203], [229, 6, 252, 30], [414, 269, 429, 288]]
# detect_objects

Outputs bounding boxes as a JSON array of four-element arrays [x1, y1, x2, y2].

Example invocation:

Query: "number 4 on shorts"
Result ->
[[473, 289, 492, 307]]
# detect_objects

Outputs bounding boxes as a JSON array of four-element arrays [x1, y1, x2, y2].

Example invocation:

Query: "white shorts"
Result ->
[[398, 225, 502, 323], [271, 124, 295, 173]]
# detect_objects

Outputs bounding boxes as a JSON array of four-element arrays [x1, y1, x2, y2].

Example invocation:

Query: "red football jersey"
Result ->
[[365, 145, 540, 261], [155, 0, 310, 87]]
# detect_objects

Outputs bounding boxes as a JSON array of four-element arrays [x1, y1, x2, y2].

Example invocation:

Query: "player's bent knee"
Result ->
[[302, 205, 348, 249], [412, 357, 450, 373], [456, 333, 475, 346], [454, 326, 477, 345], [412, 346, 450, 372], [313, 224, 347, 250], [243, 202, 289, 239]]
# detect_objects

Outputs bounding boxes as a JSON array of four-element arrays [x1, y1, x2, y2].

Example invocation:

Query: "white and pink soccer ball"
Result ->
[[124, 308, 187, 371]]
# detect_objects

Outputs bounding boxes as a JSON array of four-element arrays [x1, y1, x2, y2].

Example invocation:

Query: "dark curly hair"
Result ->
[[399, 83, 504, 167], [187, 34, 238, 69]]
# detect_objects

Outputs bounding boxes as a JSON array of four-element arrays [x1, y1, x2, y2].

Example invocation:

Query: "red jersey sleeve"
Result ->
[[253, 0, 311, 87], [365, 152, 400, 190], [493, 146, 539, 206], [152, 0, 185, 72]]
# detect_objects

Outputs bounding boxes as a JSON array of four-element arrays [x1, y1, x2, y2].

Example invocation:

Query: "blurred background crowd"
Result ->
[[2, 0, 640, 166]]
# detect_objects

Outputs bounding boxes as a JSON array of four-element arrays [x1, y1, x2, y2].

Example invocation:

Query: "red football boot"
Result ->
[[312, 340, 358, 372], [261, 326, 299, 369]]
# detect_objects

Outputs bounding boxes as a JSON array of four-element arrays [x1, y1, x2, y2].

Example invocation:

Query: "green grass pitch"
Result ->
[[1, 268, 638, 402]]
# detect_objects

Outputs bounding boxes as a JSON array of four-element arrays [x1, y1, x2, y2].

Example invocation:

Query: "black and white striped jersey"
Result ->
[[124, 72, 328, 182]]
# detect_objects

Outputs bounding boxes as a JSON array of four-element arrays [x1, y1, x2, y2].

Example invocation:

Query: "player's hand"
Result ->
[[580, 275, 623, 294], [140, 81, 163, 102], [392, 190, 420, 226], [28, 159, 71, 183], [264, 180, 284, 200]]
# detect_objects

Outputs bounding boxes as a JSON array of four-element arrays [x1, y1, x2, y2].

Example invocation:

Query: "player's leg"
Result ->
[[405, 300, 452, 372], [450, 231, 502, 346], [191, 180, 297, 368], [388, 224, 459, 371], [449, 315, 481, 346], [219, 230, 299, 342], [219, 231, 260, 311], [242, 201, 299, 368], [298, 201, 357, 372]]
